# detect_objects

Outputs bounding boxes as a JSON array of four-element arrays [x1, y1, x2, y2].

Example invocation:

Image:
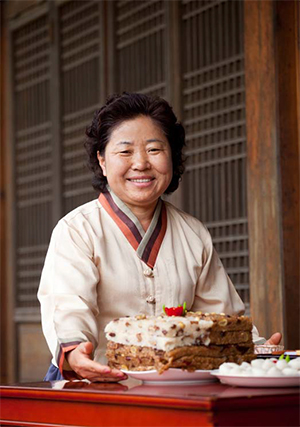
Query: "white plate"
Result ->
[[211, 371, 300, 388], [121, 368, 218, 385]]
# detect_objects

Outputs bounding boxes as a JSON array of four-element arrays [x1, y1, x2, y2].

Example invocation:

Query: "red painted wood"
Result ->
[[212, 395, 300, 426], [0, 382, 299, 427], [1, 399, 214, 427]]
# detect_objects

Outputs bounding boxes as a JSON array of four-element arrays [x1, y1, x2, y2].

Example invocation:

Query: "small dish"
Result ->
[[254, 344, 284, 355], [211, 371, 300, 388]]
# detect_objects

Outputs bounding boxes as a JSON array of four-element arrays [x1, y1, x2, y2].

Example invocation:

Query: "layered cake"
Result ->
[[105, 310, 256, 373]]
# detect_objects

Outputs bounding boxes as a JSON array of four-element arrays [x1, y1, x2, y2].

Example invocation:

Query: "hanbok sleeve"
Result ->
[[38, 218, 100, 378], [191, 226, 264, 341], [191, 226, 245, 315]]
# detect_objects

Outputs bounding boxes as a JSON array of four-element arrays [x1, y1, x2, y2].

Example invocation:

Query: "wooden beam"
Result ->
[[49, 1, 63, 224], [0, 0, 8, 384], [244, 0, 300, 347], [106, 0, 117, 95], [165, 0, 184, 210], [99, 0, 108, 104], [244, 0, 285, 342], [3, 3, 18, 383], [275, 0, 300, 349]]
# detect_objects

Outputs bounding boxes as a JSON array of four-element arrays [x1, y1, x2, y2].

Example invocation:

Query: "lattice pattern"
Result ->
[[116, 0, 166, 96], [59, 0, 100, 214], [11, 0, 250, 313], [181, 0, 249, 310], [13, 15, 51, 308]]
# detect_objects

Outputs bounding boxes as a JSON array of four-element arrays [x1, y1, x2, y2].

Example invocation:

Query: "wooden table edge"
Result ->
[[1, 384, 299, 412], [0, 385, 214, 411]]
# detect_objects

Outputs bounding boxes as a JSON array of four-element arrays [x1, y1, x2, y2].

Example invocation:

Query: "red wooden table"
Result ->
[[0, 378, 299, 427]]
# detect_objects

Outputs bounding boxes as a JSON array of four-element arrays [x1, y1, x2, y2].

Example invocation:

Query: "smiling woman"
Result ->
[[84, 93, 185, 194], [37, 92, 279, 384], [97, 116, 173, 230]]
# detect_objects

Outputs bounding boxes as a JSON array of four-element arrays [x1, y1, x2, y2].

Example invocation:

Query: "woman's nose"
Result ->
[[132, 151, 150, 170]]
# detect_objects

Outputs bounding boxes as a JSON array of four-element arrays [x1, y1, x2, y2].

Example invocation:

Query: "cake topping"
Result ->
[[163, 301, 187, 316]]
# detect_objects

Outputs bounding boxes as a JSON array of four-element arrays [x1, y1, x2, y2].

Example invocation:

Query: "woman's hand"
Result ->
[[66, 342, 128, 382], [265, 332, 282, 345]]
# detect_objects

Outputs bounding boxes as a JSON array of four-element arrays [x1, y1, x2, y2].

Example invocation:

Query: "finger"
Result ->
[[101, 366, 128, 378], [88, 373, 128, 383], [78, 369, 127, 383], [266, 332, 282, 345], [110, 368, 128, 378], [75, 360, 127, 381]]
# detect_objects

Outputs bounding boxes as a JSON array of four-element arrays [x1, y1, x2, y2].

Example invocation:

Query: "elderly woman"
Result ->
[[38, 92, 281, 383]]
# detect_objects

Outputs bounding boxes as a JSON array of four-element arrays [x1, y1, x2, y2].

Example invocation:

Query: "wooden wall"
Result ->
[[245, 0, 300, 346]]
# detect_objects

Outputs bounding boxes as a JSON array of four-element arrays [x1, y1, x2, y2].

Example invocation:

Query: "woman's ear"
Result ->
[[97, 151, 106, 177]]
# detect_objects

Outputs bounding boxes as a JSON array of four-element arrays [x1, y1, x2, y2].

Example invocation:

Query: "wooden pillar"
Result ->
[[244, 0, 300, 347], [165, 0, 184, 209], [106, 0, 117, 96], [49, 1, 62, 225], [1, 1, 18, 383], [0, 0, 8, 384], [275, 0, 300, 349]]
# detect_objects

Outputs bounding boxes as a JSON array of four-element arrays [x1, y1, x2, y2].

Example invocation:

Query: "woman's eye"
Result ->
[[149, 148, 161, 153]]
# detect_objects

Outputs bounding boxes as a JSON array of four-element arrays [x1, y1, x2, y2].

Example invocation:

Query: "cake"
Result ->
[[105, 310, 256, 374]]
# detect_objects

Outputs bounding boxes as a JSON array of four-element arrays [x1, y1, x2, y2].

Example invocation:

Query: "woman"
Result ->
[[38, 92, 281, 382]]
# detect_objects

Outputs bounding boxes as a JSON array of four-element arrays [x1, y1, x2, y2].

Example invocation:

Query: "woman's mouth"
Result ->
[[128, 178, 153, 183], [127, 177, 155, 182], [127, 177, 155, 187]]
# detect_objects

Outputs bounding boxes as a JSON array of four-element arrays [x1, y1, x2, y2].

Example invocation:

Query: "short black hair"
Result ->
[[84, 92, 186, 194]]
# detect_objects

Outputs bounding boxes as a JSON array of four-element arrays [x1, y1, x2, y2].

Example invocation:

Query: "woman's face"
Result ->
[[98, 116, 173, 214]]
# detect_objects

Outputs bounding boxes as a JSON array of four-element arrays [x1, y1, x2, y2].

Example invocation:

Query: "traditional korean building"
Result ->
[[1, 0, 299, 383]]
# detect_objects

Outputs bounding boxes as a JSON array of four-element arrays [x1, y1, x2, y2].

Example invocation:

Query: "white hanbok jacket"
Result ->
[[38, 190, 259, 375]]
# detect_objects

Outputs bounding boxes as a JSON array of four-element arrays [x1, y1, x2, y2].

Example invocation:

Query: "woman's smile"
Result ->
[[127, 175, 155, 186]]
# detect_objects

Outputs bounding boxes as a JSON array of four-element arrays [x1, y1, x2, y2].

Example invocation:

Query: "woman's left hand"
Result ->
[[265, 332, 282, 345], [66, 342, 128, 382]]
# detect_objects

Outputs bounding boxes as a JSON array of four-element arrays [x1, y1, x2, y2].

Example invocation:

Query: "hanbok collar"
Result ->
[[98, 188, 167, 269]]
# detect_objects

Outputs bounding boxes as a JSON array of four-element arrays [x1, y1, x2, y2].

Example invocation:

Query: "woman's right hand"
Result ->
[[66, 342, 128, 382]]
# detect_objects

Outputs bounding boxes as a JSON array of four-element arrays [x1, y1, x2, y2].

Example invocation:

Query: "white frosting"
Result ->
[[105, 315, 213, 351]]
